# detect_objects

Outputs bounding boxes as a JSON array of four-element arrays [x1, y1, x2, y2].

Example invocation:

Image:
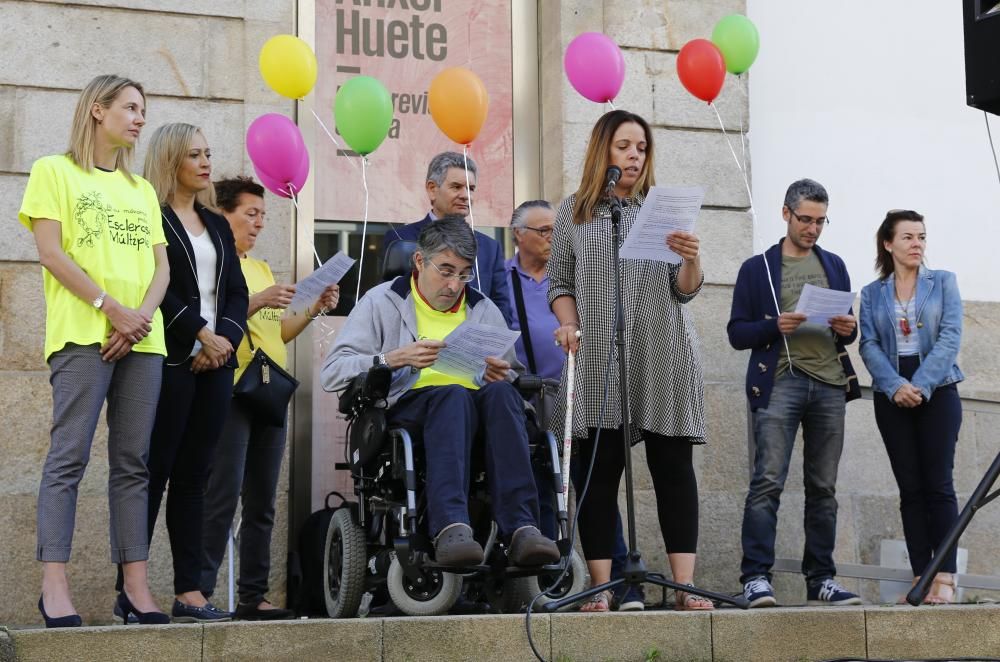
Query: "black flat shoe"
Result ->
[[116, 592, 170, 625], [234, 601, 294, 621], [38, 595, 82, 628], [171, 599, 232, 623]]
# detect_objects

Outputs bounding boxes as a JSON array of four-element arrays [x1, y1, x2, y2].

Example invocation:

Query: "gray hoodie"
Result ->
[[321, 276, 521, 408]]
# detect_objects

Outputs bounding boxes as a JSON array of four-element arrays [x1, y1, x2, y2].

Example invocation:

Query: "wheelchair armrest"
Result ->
[[337, 364, 393, 415], [513, 374, 543, 397]]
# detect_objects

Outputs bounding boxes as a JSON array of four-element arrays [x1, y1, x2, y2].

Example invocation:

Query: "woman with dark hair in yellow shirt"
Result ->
[[19, 74, 170, 627], [200, 176, 338, 619]]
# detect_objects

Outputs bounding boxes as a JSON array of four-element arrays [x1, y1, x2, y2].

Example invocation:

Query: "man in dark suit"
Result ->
[[382, 151, 513, 325]]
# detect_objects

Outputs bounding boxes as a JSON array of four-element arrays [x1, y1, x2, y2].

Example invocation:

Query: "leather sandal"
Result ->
[[675, 584, 714, 611], [579, 590, 612, 613], [896, 576, 920, 605], [433, 523, 484, 567], [924, 572, 956, 605]]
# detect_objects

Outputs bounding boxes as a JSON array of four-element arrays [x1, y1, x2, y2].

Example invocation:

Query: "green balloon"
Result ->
[[711, 14, 760, 75], [334, 76, 394, 155]]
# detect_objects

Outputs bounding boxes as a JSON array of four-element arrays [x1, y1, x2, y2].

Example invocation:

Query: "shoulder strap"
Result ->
[[509, 263, 537, 374]]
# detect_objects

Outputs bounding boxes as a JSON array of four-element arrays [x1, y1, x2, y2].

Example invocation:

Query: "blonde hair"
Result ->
[[573, 110, 655, 224], [66, 74, 145, 181], [143, 123, 217, 208]]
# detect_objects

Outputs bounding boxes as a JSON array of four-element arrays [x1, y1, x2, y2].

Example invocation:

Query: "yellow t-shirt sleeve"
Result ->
[[18, 157, 64, 232], [143, 180, 167, 246]]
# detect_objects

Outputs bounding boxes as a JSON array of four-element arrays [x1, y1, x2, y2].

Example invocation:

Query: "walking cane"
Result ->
[[560, 348, 576, 498]]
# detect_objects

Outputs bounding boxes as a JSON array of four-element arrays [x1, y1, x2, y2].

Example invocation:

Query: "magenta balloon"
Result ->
[[253, 163, 292, 198], [253, 148, 309, 199], [246, 113, 305, 183], [564, 32, 626, 103]]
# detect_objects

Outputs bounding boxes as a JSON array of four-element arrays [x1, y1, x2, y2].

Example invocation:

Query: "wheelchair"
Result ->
[[321, 239, 585, 618]]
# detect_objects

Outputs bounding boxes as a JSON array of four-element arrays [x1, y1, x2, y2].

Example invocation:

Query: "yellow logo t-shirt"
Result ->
[[235, 256, 288, 383], [410, 275, 477, 391], [18, 154, 167, 360]]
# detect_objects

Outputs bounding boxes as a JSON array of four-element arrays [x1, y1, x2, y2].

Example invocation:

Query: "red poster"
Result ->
[[314, 0, 514, 227]]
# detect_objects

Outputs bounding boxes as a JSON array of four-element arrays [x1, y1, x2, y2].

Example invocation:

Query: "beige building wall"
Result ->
[[0, 0, 295, 625]]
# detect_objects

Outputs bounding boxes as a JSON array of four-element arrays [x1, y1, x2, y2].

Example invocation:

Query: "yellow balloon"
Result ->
[[259, 35, 317, 100]]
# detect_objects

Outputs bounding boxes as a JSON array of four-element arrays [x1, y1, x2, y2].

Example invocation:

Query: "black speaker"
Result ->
[[964, 0, 1000, 115]]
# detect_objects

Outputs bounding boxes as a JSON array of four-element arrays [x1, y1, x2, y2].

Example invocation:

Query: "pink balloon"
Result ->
[[564, 32, 626, 103], [254, 148, 309, 199], [246, 113, 305, 184]]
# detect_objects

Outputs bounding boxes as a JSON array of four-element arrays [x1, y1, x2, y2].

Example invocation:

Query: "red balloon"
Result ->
[[676, 39, 726, 103]]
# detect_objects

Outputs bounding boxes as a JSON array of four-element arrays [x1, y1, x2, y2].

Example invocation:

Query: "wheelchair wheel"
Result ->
[[502, 550, 588, 613], [387, 557, 463, 616], [323, 508, 367, 618]]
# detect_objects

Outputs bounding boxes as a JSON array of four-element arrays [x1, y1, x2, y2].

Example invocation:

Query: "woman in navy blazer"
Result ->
[[115, 123, 248, 622], [859, 209, 964, 604]]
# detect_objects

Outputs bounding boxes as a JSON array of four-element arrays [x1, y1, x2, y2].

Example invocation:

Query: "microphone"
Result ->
[[605, 166, 622, 191]]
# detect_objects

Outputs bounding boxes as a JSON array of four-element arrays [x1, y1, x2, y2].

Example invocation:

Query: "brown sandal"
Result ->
[[579, 590, 612, 613], [675, 584, 715, 611], [924, 573, 956, 605], [896, 576, 920, 604]]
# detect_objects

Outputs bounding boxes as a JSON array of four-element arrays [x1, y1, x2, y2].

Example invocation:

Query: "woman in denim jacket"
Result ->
[[859, 209, 964, 604]]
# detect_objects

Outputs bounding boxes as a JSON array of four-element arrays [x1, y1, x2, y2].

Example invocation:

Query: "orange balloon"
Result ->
[[428, 67, 489, 145]]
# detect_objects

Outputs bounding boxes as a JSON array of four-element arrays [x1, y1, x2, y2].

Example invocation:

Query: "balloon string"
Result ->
[[738, 74, 749, 176], [461, 144, 482, 290], [309, 107, 360, 174], [355, 156, 370, 306], [709, 101, 754, 212], [607, 99, 616, 111], [710, 101, 793, 374], [287, 188, 336, 337], [287, 189, 324, 268]]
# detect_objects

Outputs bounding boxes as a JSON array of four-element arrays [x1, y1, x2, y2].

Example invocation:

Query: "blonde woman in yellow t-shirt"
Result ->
[[18, 75, 170, 627], [199, 177, 338, 620]]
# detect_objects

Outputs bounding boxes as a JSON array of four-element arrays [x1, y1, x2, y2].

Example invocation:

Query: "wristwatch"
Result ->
[[373, 353, 387, 367], [92, 290, 107, 310]]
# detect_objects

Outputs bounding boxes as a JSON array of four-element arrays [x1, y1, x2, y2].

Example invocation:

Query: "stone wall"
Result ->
[[0, 0, 294, 625]]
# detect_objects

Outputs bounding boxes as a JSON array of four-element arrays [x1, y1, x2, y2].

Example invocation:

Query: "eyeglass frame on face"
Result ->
[[517, 225, 554, 239], [426, 258, 476, 283], [786, 206, 831, 228]]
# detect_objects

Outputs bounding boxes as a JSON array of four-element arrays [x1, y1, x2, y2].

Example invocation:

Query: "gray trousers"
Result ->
[[38, 344, 162, 563], [200, 397, 286, 605]]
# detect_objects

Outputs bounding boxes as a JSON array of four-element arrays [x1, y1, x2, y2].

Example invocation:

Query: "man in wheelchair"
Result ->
[[321, 216, 560, 569]]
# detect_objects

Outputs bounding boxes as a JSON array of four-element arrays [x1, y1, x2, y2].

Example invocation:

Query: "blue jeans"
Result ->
[[740, 372, 846, 586], [387, 382, 540, 539]]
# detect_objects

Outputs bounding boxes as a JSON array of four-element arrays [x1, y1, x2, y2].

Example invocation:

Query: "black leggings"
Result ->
[[873, 355, 961, 575], [576, 427, 699, 559]]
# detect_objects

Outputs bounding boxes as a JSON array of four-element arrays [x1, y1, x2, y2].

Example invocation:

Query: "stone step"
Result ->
[[3, 604, 999, 662]]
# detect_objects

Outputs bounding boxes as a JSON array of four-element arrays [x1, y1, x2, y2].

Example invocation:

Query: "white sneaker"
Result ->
[[743, 576, 777, 608]]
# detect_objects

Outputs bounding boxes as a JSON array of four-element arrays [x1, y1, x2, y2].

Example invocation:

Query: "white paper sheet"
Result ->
[[433, 322, 521, 382], [288, 252, 356, 311], [794, 283, 856, 326], [619, 185, 705, 263]]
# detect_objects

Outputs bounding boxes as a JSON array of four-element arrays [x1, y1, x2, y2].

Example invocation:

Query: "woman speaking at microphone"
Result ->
[[547, 110, 711, 612]]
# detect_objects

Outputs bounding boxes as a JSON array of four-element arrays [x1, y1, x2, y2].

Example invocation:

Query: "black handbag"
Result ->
[[232, 333, 299, 427]]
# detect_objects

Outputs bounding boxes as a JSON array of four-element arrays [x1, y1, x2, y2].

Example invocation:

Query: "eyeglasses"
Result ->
[[427, 259, 476, 283], [519, 226, 554, 239], [788, 207, 830, 228]]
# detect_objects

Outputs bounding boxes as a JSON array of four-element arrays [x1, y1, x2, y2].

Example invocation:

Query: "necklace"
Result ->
[[895, 281, 914, 337]]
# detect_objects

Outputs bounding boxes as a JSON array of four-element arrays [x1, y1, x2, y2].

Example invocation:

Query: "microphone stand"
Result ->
[[542, 183, 749, 613]]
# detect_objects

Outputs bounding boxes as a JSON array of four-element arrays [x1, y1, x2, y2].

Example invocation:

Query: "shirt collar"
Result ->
[[411, 273, 465, 313]]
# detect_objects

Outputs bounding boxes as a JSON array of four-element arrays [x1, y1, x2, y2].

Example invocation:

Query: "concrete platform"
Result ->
[[3, 604, 1000, 662]]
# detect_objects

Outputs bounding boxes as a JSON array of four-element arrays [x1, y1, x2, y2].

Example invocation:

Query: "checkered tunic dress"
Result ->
[[546, 193, 706, 443]]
